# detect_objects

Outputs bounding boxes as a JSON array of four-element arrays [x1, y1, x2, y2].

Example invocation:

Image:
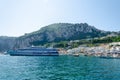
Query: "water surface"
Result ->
[[0, 55, 120, 80]]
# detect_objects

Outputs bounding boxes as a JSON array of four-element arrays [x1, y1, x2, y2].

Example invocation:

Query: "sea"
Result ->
[[0, 55, 120, 80]]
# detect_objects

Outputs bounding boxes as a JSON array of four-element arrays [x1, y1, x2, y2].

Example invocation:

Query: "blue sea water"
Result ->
[[0, 55, 120, 80]]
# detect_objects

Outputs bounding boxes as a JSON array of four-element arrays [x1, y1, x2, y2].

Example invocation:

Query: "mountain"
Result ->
[[13, 23, 110, 48]]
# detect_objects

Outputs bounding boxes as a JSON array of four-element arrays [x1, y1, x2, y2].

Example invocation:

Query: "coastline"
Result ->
[[60, 42, 120, 58]]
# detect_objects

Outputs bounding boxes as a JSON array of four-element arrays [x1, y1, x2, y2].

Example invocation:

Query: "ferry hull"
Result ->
[[9, 52, 59, 56], [10, 54, 59, 56], [7, 47, 59, 56]]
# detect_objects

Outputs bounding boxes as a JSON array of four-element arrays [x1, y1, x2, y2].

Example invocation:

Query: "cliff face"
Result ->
[[0, 36, 16, 52], [13, 23, 109, 48]]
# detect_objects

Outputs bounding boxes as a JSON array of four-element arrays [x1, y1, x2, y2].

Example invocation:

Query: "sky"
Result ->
[[0, 0, 120, 37]]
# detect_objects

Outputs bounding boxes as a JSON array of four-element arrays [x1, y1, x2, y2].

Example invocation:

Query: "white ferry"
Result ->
[[7, 47, 59, 56]]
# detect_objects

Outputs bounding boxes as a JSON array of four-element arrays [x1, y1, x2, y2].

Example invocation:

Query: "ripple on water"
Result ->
[[0, 55, 120, 80]]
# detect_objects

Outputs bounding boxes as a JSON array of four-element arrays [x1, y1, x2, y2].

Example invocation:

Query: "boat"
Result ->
[[73, 54, 79, 57], [7, 47, 59, 56], [99, 56, 120, 59], [99, 51, 120, 59]]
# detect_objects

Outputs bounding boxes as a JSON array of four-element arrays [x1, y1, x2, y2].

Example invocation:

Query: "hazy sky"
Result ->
[[0, 0, 120, 36]]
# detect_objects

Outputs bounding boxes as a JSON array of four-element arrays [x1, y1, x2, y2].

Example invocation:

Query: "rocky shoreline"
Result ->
[[65, 42, 120, 58]]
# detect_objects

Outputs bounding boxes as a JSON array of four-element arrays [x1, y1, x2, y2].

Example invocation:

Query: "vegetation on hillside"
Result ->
[[40, 36, 120, 49], [92, 36, 120, 43]]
